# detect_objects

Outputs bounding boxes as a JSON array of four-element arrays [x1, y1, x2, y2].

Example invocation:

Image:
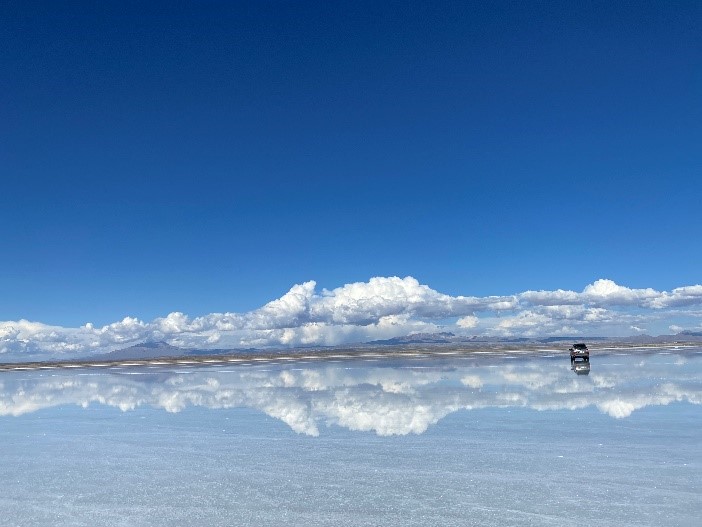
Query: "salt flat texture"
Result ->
[[1, 349, 700, 526]]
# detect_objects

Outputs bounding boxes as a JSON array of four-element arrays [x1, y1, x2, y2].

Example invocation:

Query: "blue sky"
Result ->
[[1, 1, 701, 354]]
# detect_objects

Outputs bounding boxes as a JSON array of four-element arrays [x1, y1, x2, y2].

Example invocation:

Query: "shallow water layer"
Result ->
[[1, 348, 701, 526]]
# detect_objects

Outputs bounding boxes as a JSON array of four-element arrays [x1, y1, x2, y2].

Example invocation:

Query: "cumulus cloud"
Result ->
[[1, 276, 701, 359], [520, 279, 702, 310], [519, 288, 582, 306], [648, 285, 702, 309], [456, 315, 479, 329]]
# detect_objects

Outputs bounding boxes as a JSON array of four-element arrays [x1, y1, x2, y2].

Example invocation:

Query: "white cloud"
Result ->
[[582, 279, 660, 306], [648, 285, 702, 309], [1, 276, 702, 359], [456, 315, 478, 329], [497, 310, 551, 330], [519, 288, 581, 306], [308, 277, 516, 324], [520, 279, 683, 309]]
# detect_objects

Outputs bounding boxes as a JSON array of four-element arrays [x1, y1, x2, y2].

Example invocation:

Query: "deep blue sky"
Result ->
[[2, 0, 701, 326]]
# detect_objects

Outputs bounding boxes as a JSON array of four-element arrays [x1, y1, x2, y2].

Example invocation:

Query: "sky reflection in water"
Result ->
[[2, 348, 700, 436]]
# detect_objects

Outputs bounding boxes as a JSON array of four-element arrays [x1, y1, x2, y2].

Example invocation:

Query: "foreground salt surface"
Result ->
[[1, 349, 700, 526]]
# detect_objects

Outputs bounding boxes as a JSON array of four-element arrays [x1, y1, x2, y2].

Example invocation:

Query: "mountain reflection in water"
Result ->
[[1, 349, 700, 436]]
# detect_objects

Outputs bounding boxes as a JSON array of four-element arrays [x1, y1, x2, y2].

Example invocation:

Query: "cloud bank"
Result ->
[[1, 276, 702, 359]]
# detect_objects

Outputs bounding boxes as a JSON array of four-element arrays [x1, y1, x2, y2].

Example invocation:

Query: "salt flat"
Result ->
[[1, 348, 700, 526]]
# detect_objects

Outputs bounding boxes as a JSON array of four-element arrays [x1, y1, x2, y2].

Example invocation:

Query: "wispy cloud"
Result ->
[[1, 277, 701, 358]]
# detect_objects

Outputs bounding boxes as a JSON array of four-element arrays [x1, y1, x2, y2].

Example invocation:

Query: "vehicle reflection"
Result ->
[[571, 358, 590, 375]]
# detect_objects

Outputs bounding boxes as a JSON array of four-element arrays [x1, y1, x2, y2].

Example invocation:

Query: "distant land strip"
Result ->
[[1, 343, 700, 372]]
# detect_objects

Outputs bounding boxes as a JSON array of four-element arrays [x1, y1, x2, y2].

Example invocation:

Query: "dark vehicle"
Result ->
[[569, 343, 589, 359], [569, 343, 590, 375]]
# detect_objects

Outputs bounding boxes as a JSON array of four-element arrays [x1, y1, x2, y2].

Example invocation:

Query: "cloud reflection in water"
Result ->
[[1, 351, 700, 435]]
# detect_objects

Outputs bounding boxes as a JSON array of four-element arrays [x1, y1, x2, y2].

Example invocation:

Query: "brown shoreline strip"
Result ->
[[0, 343, 698, 373], [0, 348, 480, 372]]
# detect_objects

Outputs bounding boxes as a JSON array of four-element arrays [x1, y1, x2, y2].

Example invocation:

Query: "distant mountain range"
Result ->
[[96, 341, 257, 361]]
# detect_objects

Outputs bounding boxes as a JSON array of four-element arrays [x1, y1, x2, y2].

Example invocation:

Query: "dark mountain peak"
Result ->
[[369, 332, 457, 345], [132, 341, 173, 349], [98, 341, 180, 360]]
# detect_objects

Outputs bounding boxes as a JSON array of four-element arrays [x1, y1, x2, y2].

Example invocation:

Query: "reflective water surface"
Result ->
[[2, 348, 701, 526]]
